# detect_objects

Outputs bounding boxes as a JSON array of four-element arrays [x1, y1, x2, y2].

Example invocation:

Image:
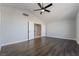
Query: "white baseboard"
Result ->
[[46, 36, 76, 40], [0, 36, 76, 49], [0, 36, 44, 47], [1, 39, 28, 47]]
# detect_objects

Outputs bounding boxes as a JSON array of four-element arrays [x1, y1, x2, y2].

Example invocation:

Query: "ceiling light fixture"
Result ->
[[34, 3, 53, 14], [41, 10, 44, 12]]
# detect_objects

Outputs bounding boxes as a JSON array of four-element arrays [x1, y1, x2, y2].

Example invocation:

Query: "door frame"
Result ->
[[34, 23, 41, 39]]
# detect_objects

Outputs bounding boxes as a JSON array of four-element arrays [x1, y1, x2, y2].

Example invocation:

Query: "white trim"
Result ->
[[77, 41, 79, 45], [0, 46, 1, 51], [1, 39, 28, 47], [0, 36, 44, 47], [76, 39, 79, 45], [46, 36, 76, 40]]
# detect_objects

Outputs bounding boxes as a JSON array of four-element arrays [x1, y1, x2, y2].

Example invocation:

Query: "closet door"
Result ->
[[34, 24, 41, 38], [29, 21, 34, 40]]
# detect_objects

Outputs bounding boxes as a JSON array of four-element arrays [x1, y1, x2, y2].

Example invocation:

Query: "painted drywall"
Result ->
[[47, 19, 76, 40], [30, 3, 78, 23], [47, 8, 77, 40], [0, 5, 2, 50], [27, 15, 46, 39], [76, 9, 79, 44], [1, 6, 29, 46], [46, 4, 78, 40], [2, 3, 79, 23], [1, 5, 46, 47], [0, 5, 1, 44]]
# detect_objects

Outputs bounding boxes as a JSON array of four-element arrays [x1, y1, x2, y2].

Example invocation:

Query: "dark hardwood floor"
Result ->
[[0, 37, 79, 56]]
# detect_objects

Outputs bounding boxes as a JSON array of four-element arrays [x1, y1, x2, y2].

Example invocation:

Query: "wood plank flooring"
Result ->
[[0, 37, 79, 56]]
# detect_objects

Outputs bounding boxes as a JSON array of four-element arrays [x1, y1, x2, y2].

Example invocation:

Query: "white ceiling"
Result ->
[[1, 3, 79, 23]]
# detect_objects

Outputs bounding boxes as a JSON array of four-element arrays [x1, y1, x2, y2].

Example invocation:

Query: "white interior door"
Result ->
[[29, 21, 34, 40]]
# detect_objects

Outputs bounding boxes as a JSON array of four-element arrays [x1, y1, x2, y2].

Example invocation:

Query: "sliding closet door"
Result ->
[[29, 21, 34, 40]]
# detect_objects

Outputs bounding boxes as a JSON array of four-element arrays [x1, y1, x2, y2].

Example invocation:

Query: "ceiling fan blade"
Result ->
[[37, 3, 42, 8], [45, 10, 51, 12], [34, 9, 42, 11], [44, 3, 52, 8]]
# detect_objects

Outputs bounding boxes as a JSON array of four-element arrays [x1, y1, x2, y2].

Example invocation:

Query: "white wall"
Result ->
[[27, 15, 46, 39], [0, 5, 2, 50], [0, 5, 46, 47], [47, 8, 77, 40], [1, 6, 29, 46], [76, 9, 79, 44], [47, 19, 76, 40]]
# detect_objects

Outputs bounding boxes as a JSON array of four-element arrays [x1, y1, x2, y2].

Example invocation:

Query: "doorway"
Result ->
[[34, 24, 41, 38]]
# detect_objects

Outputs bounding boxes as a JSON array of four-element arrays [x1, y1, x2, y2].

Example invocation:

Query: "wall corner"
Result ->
[[76, 39, 79, 45], [0, 46, 1, 51]]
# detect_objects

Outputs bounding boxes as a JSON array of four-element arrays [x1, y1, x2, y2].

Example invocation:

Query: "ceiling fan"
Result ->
[[34, 3, 53, 14]]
